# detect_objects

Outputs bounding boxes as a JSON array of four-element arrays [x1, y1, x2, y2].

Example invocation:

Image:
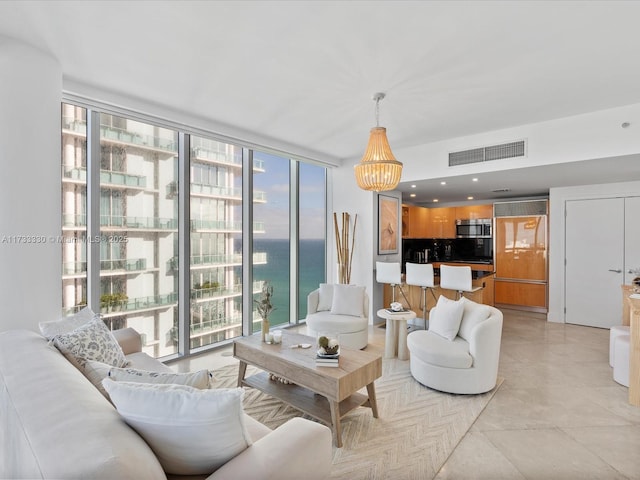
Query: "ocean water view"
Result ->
[[253, 238, 325, 326]]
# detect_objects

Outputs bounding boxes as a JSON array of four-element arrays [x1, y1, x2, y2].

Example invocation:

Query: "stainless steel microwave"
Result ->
[[456, 219, 492, 238]]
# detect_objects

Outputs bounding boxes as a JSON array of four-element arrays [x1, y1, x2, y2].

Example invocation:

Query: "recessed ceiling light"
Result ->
[[433, 199, 439, 203], [467, 196, 474, 200], [440, 181, 446, 185], [411, 184, 417, 188], [472, 178, 478, 182], [410, 193, 416, 197]]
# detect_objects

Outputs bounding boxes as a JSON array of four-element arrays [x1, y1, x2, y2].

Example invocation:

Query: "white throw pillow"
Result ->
[[108, 366, 212, 389], [317, 283, 333, 311], [39, 307, 97, 340], [458, 297, 491, 340], [330, 284, 365, 317], [429, 296, 465, 341], [53, 316, 128, 369], [102, 379, 251, 475]]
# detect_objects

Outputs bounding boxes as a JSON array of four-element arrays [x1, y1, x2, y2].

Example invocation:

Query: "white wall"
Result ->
[[393, 102, 640, 183], [0, 36, 62, 331], [548, 180, 640, 323], [329, 161, 403, 324]]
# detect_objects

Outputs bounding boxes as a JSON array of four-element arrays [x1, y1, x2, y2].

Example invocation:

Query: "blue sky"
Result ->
[[253, 152, 326, 239]]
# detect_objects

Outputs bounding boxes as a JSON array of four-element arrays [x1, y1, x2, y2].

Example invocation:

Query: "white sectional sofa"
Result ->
[[0, 327, 332, 479]]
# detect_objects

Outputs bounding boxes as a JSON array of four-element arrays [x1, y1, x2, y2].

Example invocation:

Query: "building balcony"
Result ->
[[63, 258, 148, 278], [190, 220, 265, 233], [168, 252, 267, 271], [191, 147, 265, 172], [190, 280, 262, 303], [101, 215, 178, 230], [62, 119, 178, 153], [62, 167, 147, 189], [101, 292, 178, 317]]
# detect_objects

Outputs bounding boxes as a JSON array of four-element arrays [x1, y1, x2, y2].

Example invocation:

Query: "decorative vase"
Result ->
[[261, 317, 270, 342]]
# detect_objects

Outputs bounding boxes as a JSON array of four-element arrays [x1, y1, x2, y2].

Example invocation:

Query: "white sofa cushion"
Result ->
[[39, 307, 97, 340], [330, 284, 365, 317], [306, 311, 368, 334], [458, 297, 491, 341], [429, 296, 464, 341], [407, 330, 473, 369], [102, 379, 251, 475], [317, 283, 333, 311], [53, 316, 128, 369]]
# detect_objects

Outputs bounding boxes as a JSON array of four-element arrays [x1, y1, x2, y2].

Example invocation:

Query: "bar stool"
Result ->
[[376, 261, 410, 308], [405, 262, 437, 330], [439, 264, 482, 299]]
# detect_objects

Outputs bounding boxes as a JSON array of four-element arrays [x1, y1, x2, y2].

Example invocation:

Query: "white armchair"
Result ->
[[305, 284, 369, 350], [407, 297, 503, 394]]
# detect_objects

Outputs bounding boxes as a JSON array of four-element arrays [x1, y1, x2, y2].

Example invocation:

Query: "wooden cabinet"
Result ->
[[455, 204, 493, 220], [403, 203, 493, 239], [426, 207, 456, 238], [494, 215, 548, 311], [402, 205, 430, 238]]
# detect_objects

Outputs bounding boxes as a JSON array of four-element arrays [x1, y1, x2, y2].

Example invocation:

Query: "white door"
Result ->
[[625, 197, 640, 285], [565, 198, 624, 328]]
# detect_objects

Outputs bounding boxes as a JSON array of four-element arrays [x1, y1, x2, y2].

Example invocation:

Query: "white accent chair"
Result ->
[[439, 264, 482, 299], [305, 284, 369, 350], [407, 297, 503, 394], [405, 262, 437, 330]]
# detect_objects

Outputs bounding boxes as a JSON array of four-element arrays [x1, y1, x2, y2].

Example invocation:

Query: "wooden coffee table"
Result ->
[[233, 331, 382, 447]]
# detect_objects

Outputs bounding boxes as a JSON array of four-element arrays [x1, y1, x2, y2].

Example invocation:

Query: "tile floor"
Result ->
[[172, 309, 640, 480]]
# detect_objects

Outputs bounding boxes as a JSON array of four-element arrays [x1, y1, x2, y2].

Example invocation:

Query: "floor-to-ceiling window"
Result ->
[[252, 151, 290, 329], [61, 101, 327, 359]]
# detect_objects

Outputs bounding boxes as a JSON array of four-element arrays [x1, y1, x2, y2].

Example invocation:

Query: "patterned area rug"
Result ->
[[211, 358, 502, 480]]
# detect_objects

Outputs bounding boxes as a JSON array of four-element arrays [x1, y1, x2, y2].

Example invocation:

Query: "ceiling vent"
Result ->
[[449, 140, 526, 167], [494, 199, 548, 217]]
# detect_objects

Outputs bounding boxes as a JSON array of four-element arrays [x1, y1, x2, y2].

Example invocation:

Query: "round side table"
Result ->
[[376, 309, 416, 360]]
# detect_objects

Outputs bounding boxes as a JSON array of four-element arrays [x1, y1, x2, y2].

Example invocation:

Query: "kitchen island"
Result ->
[[383, 262, 495, 313]]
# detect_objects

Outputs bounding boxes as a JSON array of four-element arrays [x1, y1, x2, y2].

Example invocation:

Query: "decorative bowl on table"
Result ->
[[316, 333, 340, 357]]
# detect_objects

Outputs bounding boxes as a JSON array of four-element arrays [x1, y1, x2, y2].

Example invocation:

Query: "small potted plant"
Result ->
[[254, 281, 275, 342]]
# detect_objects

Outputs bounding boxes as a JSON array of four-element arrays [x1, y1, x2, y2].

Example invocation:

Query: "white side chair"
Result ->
[[439, 264, 482, 299], [405, 262, 437, 330], [609, 325, 630, 367], [613, 334, 630, 387], [376, 261, 410, 308]]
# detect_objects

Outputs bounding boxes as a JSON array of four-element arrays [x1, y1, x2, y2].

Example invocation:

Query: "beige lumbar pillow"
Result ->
[[102, 379, 251, 475]]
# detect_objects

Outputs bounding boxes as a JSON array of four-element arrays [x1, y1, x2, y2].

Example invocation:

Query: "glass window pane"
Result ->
[[299, 163, 326, 318], [61, 103, 88, 316], [98, 113, 179, 358], [253, 152, 290, 329], [189, 136, 243, 348]]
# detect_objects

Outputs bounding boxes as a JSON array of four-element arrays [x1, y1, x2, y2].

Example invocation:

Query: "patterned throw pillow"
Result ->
[[53, 317, 128, 369]]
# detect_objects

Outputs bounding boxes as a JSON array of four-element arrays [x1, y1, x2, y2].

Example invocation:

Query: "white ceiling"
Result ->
[[2, 0, 640, 204]]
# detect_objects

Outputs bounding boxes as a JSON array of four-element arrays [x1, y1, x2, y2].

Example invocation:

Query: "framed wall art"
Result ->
[[378, 194, 399, 254]]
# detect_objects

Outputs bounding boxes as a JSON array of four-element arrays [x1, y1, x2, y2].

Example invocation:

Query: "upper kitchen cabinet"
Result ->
[[402, 205, 430, 238], [455, 204, 493, 220], [426, 207, 456, 238]]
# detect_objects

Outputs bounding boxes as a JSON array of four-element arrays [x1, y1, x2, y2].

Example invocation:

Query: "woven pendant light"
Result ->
[[354, 93, 403, 192]]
